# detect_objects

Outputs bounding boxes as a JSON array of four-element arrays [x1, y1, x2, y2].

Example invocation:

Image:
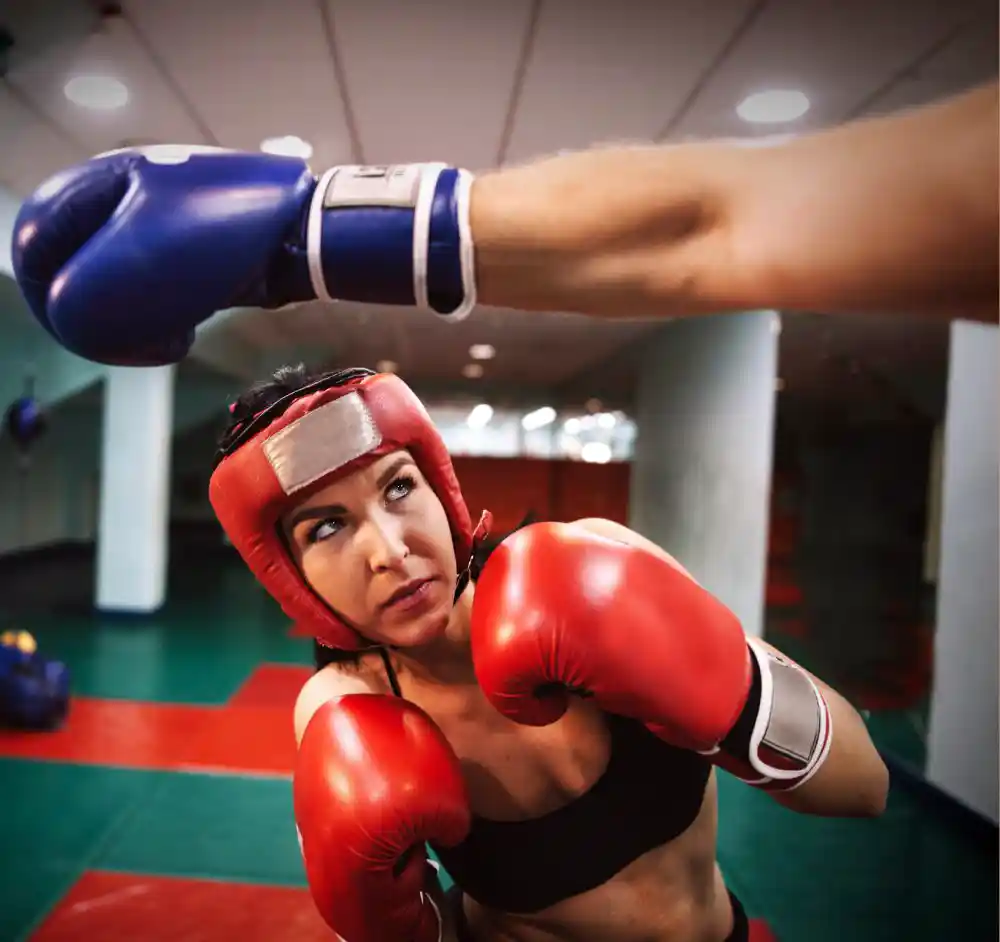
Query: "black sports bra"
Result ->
[[313, 642, 712, 914]]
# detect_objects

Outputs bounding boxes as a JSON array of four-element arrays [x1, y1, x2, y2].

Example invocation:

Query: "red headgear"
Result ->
[[209, 370, 476, 649]]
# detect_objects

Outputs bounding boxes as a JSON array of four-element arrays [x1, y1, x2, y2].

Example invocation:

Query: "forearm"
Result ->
[[469, 83, 998, 321], [743, 639, 887, 816], [769, 676, 889, 818]]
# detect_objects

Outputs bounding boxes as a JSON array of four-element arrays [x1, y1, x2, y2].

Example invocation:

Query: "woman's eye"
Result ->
[[386, 474, 415, 502], [308, 519, 342, 543]]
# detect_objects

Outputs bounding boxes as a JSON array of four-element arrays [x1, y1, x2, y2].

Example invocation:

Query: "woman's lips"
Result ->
[[382, 578, 436, 612]]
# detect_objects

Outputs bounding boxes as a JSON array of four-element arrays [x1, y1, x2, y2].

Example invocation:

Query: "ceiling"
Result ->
[[0, 0, 995, 416]]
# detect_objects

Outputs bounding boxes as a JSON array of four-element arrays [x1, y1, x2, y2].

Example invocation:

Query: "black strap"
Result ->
[[380, 648, 403, 698]]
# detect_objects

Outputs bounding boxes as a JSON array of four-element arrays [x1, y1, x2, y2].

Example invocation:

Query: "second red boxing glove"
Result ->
[[470, 522, 832, 791], [469, 522, 753, 753], [294, 694, 470, 942]]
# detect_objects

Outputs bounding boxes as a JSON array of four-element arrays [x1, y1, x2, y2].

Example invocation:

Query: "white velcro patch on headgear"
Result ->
[[263, 392, 382, 495]]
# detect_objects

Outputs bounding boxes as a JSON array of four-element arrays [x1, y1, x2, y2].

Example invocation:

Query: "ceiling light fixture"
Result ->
[[462, 363, 484, 379], [522, 406, 556, 431], [260, 135, 314, 160], [736, 89, 810, 125], [581, 441, 613, 464], [469, 343, 495, 361], [467, 403, 493, 429], [64, 75, 129, 111]]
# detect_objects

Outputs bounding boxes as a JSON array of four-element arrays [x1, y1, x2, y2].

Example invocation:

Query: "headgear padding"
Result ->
[[209, 372, 473, 649]]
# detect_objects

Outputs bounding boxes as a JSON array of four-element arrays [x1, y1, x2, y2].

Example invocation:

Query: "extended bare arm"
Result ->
[[470, 83, 998, 322]]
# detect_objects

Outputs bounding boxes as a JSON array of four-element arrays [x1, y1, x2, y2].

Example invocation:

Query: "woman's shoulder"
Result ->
[[293, 655, 391, 746]]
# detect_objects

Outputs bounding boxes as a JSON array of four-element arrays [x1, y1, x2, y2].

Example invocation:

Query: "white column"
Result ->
[[96, 366, 175, 613], [629, 312, 779, 638], [925, 321, 998, 823]]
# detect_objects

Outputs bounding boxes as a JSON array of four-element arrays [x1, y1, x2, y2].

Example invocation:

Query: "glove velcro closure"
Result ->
[[716, 638, 832, 791]]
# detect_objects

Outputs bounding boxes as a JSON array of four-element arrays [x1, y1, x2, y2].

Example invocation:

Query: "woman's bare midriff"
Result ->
[[462, 791, 732, 942], [395, 664, 737, 942]]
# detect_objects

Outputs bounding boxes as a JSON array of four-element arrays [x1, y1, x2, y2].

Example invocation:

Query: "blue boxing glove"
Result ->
[[0, 631, 71, 731], [11, 146, 477, 366]]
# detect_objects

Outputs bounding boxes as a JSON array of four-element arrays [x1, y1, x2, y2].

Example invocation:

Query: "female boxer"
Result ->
[[211, 364, 888, 942]]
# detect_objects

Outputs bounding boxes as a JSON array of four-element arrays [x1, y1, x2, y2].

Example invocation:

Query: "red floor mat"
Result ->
[[30, 870, 331, 942], [0, 698, 296, 775], [178, 705, 297, 775], [31, 870, 780, 942], [0, 699, 209, 769], [749, 918, 779, 941], [228, 664, 312, 709]]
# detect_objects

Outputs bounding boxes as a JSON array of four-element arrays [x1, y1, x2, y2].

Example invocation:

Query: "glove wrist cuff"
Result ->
[[717, 638, 832, 790], [309, 163, 477, 320]]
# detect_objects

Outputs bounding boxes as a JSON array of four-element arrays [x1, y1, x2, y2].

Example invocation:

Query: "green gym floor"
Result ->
[[2, 556, 996, 942]]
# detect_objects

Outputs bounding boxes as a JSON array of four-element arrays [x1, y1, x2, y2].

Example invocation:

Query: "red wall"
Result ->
[[452, 457, 631, 532]]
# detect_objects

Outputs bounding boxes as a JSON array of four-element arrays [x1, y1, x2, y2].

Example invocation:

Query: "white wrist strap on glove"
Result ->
[[716, 638, 833, 790], [307, 163, 477, 321], [746, 637, 832, 788], [421, 891, 443, 942]]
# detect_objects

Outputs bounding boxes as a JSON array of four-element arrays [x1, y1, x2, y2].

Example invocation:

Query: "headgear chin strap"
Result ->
[[209, 370, 477, 649]]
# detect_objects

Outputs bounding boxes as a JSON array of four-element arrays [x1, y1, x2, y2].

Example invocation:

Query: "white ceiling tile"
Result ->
[[0, 85, 84, 194], [122, 0, 356, 166], [668, 0, 994, 140], [859, 15, 998, 116], [5, 14, 208, 156], [327, 0, 534, 168], [505, 0, 756, 164]]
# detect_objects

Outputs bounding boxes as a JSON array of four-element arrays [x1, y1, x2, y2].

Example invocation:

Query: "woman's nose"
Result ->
[[361, 513, 409, 571]]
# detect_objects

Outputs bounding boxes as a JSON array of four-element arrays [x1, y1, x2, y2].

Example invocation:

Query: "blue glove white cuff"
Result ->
[[307, 163, 477, 322]]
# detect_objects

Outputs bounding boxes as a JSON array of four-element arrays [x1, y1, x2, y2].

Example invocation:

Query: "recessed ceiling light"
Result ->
[[462, 363, 484, 379], [469, 343, 495, 361], [261, 135, 314, 160], [581, 441, 612, 464], [737, 89, 810, 125], [467, 404, 493, 428], [376, 359, 398, 373], [64, 75, 128, 111], [522, 406, 556, 431]]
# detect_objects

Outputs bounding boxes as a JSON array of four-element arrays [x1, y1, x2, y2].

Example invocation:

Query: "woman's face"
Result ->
[[282, 449, 459, 649]]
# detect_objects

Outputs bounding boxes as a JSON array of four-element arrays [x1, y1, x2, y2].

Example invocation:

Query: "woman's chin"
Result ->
[[381, 615, 449, 650], [376, 587, 452, 649]]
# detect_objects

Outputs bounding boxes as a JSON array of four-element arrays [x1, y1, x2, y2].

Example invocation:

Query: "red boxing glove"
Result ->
[[471, 523, 831, 789], [294, 694, 470, 942]]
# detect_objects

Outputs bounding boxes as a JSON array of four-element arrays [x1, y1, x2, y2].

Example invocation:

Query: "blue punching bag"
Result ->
[[4, 394, 47, 451], [3, 378, 48, 544]]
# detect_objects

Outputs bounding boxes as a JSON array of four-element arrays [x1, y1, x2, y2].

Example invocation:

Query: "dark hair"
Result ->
[[220, 362, 325, 450]]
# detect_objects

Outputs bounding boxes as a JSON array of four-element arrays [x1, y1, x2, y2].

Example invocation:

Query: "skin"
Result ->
[[289, 449, 888, 942], [469, 82, 998, 325]]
